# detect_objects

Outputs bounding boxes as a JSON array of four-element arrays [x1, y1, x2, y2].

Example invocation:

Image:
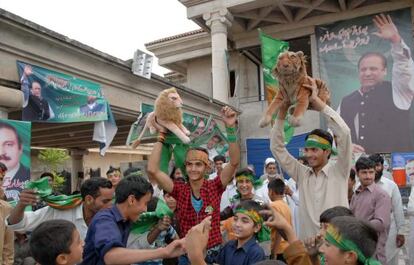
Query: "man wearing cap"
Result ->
[[256, 158, 282, 203], [148, 106, 240, 265], [270, 80, 352, 239], [259, 158, 281, 182]]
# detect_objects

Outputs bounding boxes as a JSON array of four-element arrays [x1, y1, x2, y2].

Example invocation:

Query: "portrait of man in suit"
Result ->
[[80, 95, 105, 116], [0, 122, 30, 201], [21, 64, 54, 121]]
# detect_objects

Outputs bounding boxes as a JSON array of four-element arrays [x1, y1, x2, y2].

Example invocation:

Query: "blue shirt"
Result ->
[[217, 237, 265, 265], [81, 205, 131, 265], [191, 193, 203, 213]]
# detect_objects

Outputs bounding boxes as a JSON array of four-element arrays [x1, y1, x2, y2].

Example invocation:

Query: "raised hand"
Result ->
[[17, 189, 38, 207], [372, 14, 401, 44], [156, 216, 172, 231], [221, 106, 237, 128], [184, 216, 212, 264]]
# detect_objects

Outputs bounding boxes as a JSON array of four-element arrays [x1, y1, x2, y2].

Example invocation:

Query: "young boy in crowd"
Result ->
[[267, 178, 292, 262], [29, 219, 84, 265], [127, 197, 179, 265], [264, 205, 380, 265], [217, 200, 266, 265]]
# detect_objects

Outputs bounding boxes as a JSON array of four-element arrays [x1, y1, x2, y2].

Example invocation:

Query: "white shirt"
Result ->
[[220, 179, 237, 211], [271, 106, 352, 239], [376, 177, 405, 233], [7, 204, 88, 240]]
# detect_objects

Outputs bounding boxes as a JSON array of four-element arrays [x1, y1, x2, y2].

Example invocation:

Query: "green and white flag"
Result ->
[[259, 30, 293, 144]]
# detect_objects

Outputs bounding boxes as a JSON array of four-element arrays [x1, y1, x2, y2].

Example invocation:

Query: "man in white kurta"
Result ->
[[270, 93, 352, 239], [369, 153, 405, 265]]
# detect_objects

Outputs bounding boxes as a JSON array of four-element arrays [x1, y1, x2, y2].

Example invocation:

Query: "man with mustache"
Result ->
[[0, 122, 30, 201], [350, 157, 391, 264], [338, 14, 414, 153]]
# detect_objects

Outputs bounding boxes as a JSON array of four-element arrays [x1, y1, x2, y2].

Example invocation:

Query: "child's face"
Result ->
[[319, 239, 348, 265], [127, 192, 153, 222], [163, 193, 177, 211], [59, 229, 84, 265], [236, 179, 253, 199], [232, 212, 260, 241]]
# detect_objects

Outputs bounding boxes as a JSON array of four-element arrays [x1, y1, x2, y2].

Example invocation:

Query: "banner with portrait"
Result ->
[[391, 152, 414, 187], [17, 61, 108, 123], [315, 8, 414, 154], [0, 119, 31, 201], [126, 103, 229, 160]]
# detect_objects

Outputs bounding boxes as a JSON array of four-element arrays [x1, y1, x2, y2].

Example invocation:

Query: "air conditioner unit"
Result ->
[[132, 50, 153, 79]]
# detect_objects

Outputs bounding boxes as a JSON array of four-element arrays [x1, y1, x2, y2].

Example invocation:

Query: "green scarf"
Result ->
[[25, 178, 82, 210], [325, 224, 381, 265], [234, 208, 270, 242], [130, 199, 173, 235]]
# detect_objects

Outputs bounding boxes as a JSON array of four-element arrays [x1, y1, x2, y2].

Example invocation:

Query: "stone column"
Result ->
[[203, 8, 233, 103], [69, 149, 88, 192]]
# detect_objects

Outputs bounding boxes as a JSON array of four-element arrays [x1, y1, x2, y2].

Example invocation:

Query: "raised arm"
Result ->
[[105, 240, 184, 265], [7, 189, 44, 228], [220, 106, 240, 188], [147, 140, 174, 194], [372, 14, 414, 110], [306, 79, 352, 178], [270, 119, 303, 182]]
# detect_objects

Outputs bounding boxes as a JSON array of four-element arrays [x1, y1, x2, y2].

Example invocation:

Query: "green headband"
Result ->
[[235, 173, 263, 188], [235, 208, 270, 242], [305, 134, 337, 155], [325, 224, 381, 265]]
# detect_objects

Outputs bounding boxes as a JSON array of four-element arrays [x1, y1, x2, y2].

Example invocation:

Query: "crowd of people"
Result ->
[[0, 91, 413, 265]]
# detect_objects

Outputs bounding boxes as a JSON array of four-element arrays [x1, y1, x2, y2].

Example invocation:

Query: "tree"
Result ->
[[38, 148, 70, 192]]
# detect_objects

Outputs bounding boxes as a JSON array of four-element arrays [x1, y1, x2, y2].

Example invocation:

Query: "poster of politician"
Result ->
[[17, 61, 108, 123], [0, 119, 31, 201], [392, 152, 414, 186], [315, 8, 414, 154]]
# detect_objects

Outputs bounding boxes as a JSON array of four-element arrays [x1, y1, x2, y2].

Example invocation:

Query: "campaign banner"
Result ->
[[17, 61, 108, 123], [315, 9, 414, 154], [126, 103, 229, 160], [0, 119, 31, 201], [392, 152, 414, 187]]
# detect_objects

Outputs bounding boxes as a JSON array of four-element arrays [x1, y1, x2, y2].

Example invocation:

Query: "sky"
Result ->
[[0, 0, 200, 75]]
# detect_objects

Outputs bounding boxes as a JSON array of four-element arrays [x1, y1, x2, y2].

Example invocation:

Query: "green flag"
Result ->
[[259, 30, 289, 91], [259, 30, 294, 143]]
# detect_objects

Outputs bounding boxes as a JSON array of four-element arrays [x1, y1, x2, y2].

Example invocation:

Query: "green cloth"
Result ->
[[25, 178, 82, 209], [325, 225, 381, 265], [130, 199, 173, 235]]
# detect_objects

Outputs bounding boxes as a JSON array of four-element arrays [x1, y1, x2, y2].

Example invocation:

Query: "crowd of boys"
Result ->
[[0, 85, 413, 265]]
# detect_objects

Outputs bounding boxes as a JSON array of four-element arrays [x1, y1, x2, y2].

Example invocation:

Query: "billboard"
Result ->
[[316, 9, 414, 154], [0, 119, 31, 201]]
